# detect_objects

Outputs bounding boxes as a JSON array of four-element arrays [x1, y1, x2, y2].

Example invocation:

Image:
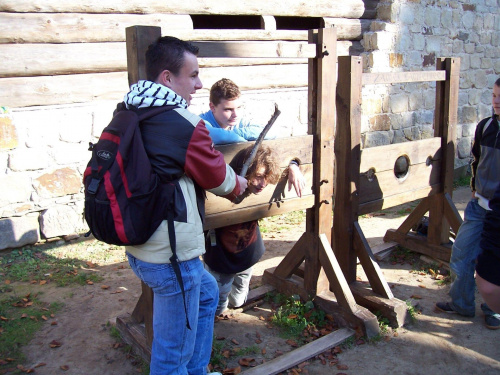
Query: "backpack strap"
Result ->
[[482, 117, 494, 136]]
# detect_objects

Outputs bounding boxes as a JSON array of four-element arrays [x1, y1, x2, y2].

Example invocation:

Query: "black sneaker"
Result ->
[[436, 301, 458, 314]]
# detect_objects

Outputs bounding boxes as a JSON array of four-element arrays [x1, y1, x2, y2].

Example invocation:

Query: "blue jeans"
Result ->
[[449, 199, 487, 316], [204, 263, 253, 315], [127, 254, 218, 375]]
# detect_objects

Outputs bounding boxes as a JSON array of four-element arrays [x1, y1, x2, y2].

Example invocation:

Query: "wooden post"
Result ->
[[125, 26, 161, 86], [305, 27, 336, 295], [332, 55, 362, 283], [428, 57, 460, 245], [125, 25, 162, 349]]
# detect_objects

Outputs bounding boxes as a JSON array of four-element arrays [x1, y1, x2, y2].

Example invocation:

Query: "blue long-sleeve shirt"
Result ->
[[199, 110, 276, 145]]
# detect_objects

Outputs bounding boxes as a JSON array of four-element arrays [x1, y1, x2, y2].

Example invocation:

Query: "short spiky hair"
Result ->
[[495, 77, 500, 87], [230, 145, 281, 184], [209, 78, 241, 106], [145, 36, 199, 82]]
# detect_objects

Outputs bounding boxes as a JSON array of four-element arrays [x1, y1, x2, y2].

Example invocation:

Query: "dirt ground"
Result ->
[[17, 186, 500, 374]]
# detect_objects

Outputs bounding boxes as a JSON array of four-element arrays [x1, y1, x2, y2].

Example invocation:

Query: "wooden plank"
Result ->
[[193, 41, 317, 58], [322, 18, 371, 40], [0, 13, 192, 44], [214, 135, 313, 166], [205, 164, 313, 215], [131, 281, 154, 348], [263, 268, 309, 302], [358, 161, 442, 205], [0, 63, 310, 108], [384, 229, 452, 262], [318, 234, 358, 312], [116, 314, 151, 363], [358, 184, 440, 215], [246, 284, 276, 304], [359, 137, 442, 173], [242, 328, 355, 375], [443, 192, 463, 234], [0, 0, 375, 19], [273, 232, 310, 278], [394, 197, 430, 234], [353, 222, 393, 299], [362, 70, 446, 85], [205, 195, 314, 230]]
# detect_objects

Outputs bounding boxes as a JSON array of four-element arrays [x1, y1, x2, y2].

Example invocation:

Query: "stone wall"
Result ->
[[360, 0, 499, 169]]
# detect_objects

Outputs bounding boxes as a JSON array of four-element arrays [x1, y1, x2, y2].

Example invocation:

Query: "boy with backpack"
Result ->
[[115, 36, 247, 375]]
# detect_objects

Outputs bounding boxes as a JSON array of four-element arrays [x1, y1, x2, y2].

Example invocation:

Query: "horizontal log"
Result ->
[[0, 13, 192, 44], [205, 195, 314, 230], [1, 63, 311, 107], [0, 14, 370, 43], [0, 0, 377, 18], [214, 135, 314, 166], [206, 164, 313, 215], [362, 70, 447, 86], [193, 41, 317, 58], [360, 137, 442, 173], [0, 41, 360, 78], [358, 161, 442, 204]]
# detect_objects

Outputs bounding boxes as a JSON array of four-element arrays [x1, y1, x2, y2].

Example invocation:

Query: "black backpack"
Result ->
[[83, 105, 192, 328], [83, 106, 175, 246]]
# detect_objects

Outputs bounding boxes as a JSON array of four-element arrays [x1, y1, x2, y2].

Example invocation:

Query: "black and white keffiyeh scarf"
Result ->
[[124, 80, 188, 109]]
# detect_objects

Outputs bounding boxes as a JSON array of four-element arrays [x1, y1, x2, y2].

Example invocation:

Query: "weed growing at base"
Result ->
[[268, 294, 326, 340]]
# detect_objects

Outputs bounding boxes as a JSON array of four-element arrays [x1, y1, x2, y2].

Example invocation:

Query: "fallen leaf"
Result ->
[[39, 280, 47, 285], [418, 284, 427, 288], [222, 366, 241, 374], [60, 365, 69, 371], [21, 313, 27, 319], [49, 340, 62, 348], [410, 294, 422, 299], [41, 315, 48, 321], [0, 316, 8, 321], [86, 280, 94, 285], [231, 338, 239, 345], [51, 321, 58, 325], [286, 339, 298, 347], [255, 339, 262, 344], [337, 364, 349, 370], [4, 280, 10, 285], [222, 350, 231, 358], [238, 357, 256, 367], [261, 348, 266, 355], [101, 285, 110, 289], [259, 316, 266, 321], [34, 363, 46, 368]]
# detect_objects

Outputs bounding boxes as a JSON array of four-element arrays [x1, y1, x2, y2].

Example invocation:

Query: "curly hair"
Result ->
[[209, 78, 241, 106], [230, 145, 281, 184]]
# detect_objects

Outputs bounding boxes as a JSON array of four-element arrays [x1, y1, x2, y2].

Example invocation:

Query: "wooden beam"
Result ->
[[358, 184, 439, 215], [318, 234, 358, 313], [0, 0, 376, 19], [384, 230, 452, 262], [193, 41, 317, 58], [322, 18, 371, 40], [353, 222, 393, 299], [443, 192, 463, 234], [362, 71, 446, 85], [116, 315, 151, 363], [242, 328, 355, 375], [126, 26, 161, 86], [333, 55, 362, 282], [359, 137, 442, 173], [394, 197, 430, 235], [272, 233, 309, 279], [131, 281, 154, 348]]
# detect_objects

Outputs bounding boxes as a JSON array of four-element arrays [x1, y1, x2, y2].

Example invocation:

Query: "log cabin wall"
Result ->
[[0, 0, 377, 249]]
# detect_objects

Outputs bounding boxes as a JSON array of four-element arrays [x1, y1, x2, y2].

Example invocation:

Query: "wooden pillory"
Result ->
[[116, 25, 461, 373]]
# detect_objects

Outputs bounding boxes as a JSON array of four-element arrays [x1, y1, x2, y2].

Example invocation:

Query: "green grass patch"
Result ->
[[453, 175, 470, 189], [270, 294, 326, 340], [0, 294, 62, 370], [259, 210, 306, 233]]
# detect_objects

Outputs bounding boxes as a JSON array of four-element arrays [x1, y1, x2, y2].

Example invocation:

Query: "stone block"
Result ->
[[364, 132, 391, 148], [468, 89, 481, 105], [0, 174, 32, 207], [0, 117, 18, 150], [413, 34, 425, 51], [52, 142, 90, 165], [462, 123, 476, 137], [389, 53, 403, 68], [409, 92, 423, 111], [369, 114, 391, 131], [481, 58, 493, 69], [460, 106, 478, 124], [473, 70, 488, 89], [0, 214, 40, 250], [426, 37, 441, 54], [39, 205, 80, 239], [33, 167, 81, 199], [58, 110, 92, 143], [424, 8, 441, 27], [440, 9, 453, 28], [8, 148, 51, 171], [403, 126, 421, 141], [389, 94, 408, 114], [362, 97, 383, 114], [457, 137, 472, 158], [14, 109, 61, 148], [452, 40, 464, 54], [462, 12, 475, 29]]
